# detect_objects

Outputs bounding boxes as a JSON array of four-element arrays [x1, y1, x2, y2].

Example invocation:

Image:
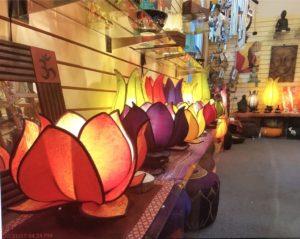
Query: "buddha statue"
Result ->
[[275, 10, 290, 32]]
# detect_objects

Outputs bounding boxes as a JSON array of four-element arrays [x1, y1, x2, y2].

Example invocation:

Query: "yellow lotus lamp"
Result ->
[[112, 69, 146, 113], [216, 116, 228, 139], [262, 78, 280, 113]]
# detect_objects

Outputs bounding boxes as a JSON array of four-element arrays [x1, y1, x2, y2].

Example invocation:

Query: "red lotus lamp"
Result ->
[[144, 74, 167, 103]]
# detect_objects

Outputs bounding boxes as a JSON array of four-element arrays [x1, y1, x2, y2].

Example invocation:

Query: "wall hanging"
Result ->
[[269, 45, 298, 82]]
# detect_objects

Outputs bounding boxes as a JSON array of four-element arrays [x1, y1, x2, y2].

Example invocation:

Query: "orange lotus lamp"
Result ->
[[9, 112, 146, 218], [262, 78, 280, 113], [112, 69, 146, 113]]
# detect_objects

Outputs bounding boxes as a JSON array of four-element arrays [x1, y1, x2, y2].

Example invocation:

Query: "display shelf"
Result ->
[[13, 0, 206, 72]]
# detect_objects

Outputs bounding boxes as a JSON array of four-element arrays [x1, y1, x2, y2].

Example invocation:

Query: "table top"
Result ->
[[3, 131, 215, 239], [233, 112, 300, 118]]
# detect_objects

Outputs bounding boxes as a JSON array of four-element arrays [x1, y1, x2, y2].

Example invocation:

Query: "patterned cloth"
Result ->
[[185, 172, 220, 231]]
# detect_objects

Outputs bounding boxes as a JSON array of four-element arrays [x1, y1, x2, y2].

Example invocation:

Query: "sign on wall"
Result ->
[[269, 45, 298, 82]]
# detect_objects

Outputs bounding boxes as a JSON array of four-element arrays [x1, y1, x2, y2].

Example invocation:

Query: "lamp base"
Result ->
[[264, 106, 273, 113]]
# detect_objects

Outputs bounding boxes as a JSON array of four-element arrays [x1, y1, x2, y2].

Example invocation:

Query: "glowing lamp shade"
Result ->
[[192, 71, 211, 102], [112, 69, 145, 113], [144, 74, 166, 103], [9, 112, 143, 218], [182, 81, 194, 103], [144, 102, 174, 151], [164, 78, 183, 105], [203, 102, 217, 126], [167, 106, 189, 147], [184, 107, 205, 144], [263, 78, 280, 109], [0, 146, 10, 171], [216, 116, 228, 138], [121, 105, 149, 170]]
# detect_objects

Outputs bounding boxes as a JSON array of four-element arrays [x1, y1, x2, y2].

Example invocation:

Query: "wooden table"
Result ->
[[232, 112, 300, 135], [2, 131, 215, 239]]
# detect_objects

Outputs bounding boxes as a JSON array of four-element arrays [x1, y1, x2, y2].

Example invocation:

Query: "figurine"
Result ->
[[248, 67, 260, 87], [237, 95, 248, 113], [275, 10, 290, 32]]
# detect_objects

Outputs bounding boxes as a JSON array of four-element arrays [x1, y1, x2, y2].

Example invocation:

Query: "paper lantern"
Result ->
[[0, 146, 10, 171], [203, 101, 217, 126], [112, 69, 146, 113], [164, 78, 183, 105], [216, 116, 228, 138], [144, 74, 166, 103], [9, 112, 146, 218], [262, 78, 280, 112]]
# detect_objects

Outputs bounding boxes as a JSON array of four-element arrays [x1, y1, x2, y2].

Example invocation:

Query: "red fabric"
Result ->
[[18, 127, 103, 204]]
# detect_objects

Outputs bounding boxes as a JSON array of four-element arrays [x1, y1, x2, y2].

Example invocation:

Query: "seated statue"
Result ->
[[275, 10, 290, 32]]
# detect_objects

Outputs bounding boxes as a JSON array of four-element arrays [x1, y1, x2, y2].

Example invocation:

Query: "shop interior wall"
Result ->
[[213, 1, 300, 113], [0, 1, 180, 119]]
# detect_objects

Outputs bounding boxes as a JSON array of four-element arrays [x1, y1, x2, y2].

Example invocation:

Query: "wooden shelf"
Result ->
[[233, 112, 300, 118]]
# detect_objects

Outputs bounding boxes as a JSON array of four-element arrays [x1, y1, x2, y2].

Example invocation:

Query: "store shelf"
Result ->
[[13, 0, 206, 72]]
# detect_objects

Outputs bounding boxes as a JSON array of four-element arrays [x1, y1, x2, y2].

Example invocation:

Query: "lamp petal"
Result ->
[[168, 108, 189, 147], [141, 72, 150, 102], [203, 103, 217, 126], [153, 74, 166, 103], [9, 199, 68, 212], [0, 146, 10, 170], [147, 102, 173, 149], [196, 109, 206, 137], [18, 127, 103, 204], [56, 112, 86, 137], [112, 69, 127, 113], [39, 115, 52, 132], [164, 78, 176, 104], [122, 105, 149, 170], [175, 79, 183, 104], [184, 110, 199, 142], [81, 195, 128, 218], [145, 76, 154, 102], [10, 120, 40, 184], [79, 114, 132, 193]]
